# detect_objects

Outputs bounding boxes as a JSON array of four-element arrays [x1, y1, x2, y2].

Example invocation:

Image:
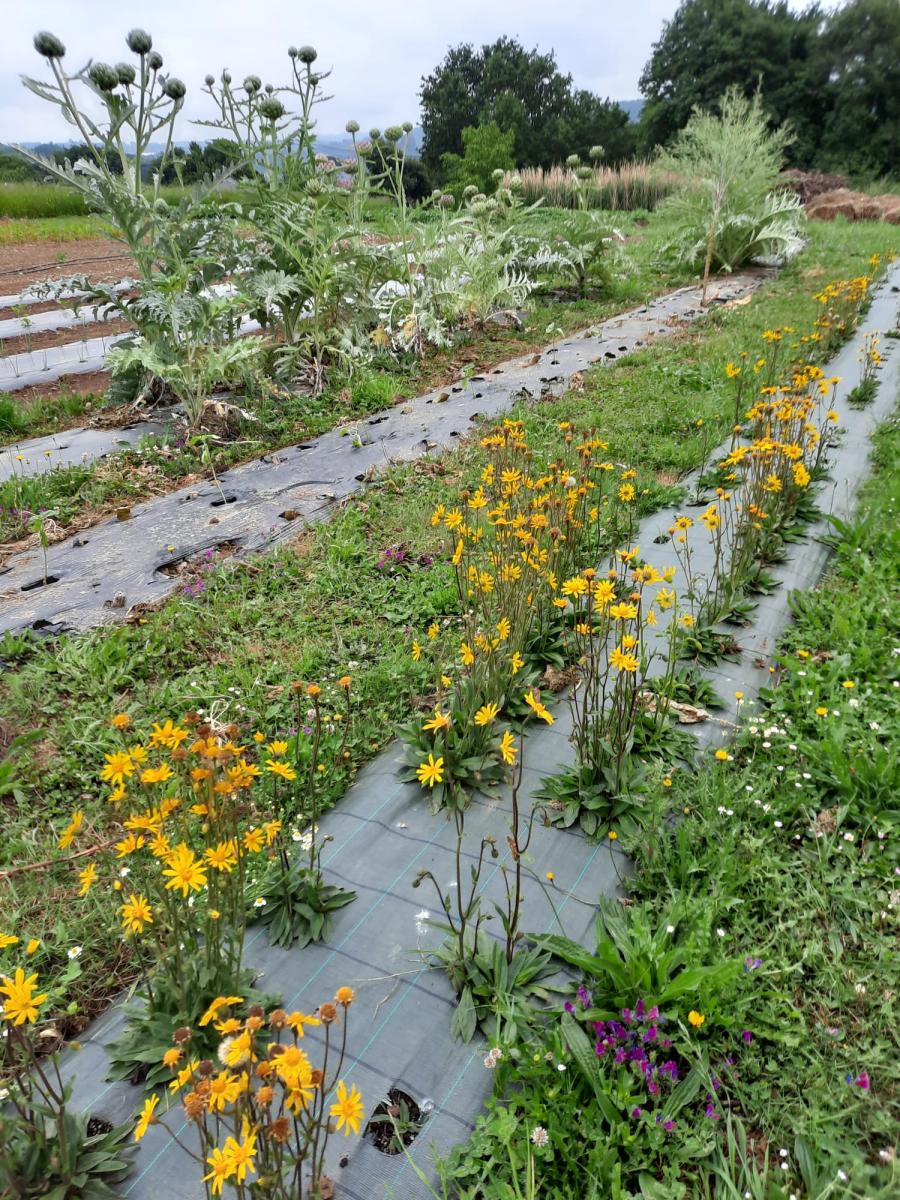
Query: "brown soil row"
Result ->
[[0, 238, 135, 290], [1, 315, 133, 358]]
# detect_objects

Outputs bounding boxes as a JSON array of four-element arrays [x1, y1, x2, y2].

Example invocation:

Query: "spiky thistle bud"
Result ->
[[204, 74, 215, 87], [588, 144, 603, 161], [565, 153, 580, 168], [368, 128, 381, 142], [164, 78, 186, 101], [402, 121, 413, 133], [384, 125, 403, 143], [148, 51, 163, 71], [34, 31, 66, 59], [258, 97, 285, 121], [126, 29, 153, 54], [88, 63, 119, 92], [243, 75, 261, 94], [287, 46, 298, 58], [297, 46, 317, 64], [116, 62, 136, 85], [221, 71, 232, 84], [345, 119, 360, 134]]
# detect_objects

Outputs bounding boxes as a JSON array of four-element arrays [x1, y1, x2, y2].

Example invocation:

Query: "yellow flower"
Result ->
[[610, 647, 638, 673], [815, 706, 828, 717], [609, 602, 638, 622], [411, 640, 422, 662], [115, 832, 146, 858], [335, 986, 355, 1006], [121, 893, 153, 935], [474, 702, 500, 727], [0, 968, 48, 1025], [338, 674, 353, 688], [162, 844, 207, 896], [592, 579, 616, 608], [203, 1145, 234, 1194], [222, 1120, 257, 1182], [688, 1010, 705, 1028], [140, 764, 174, 785], [267, 740, 289, 756], [416, 754, 444, 789], [608, 831, 618, 840], [714, 749, 732, 762], [58, 810, 84, 850], [149, 720, 189, 750], [499, 731, 518, 765], [524, 690, 554, 724], [266, 759, 297, 782], [460, 642, 475, 666], [510, 652, 525, 674], [162, 1047, 183, 1069], [243, 828, 265, 854], [286, 1010, 321, 1037], [100, 750, 134, 787], [561, 575, 588, 598], [26, 938, 40, 955], [422, 707, 451, 733], [426, 622, 440, 640], [841, 680, 855, 690], [618, 483, 635, 503], [451, 540, 464, 566], [205, 841, 238, 872], [329, 1080, 364, 1136], [110, 713, 132, 730], [199, 995, 244, 1027], [545, 871, 554, 882], [134, 1094, 159, 1141]]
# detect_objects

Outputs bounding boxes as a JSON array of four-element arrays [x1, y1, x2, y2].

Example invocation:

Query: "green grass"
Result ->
[[0, 213, 106, 244], [439, 412, 900, 1197], [0, 216, 895, 1029]]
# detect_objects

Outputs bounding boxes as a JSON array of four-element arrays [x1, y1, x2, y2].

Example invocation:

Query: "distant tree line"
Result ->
[[420, 0, 899, 185]]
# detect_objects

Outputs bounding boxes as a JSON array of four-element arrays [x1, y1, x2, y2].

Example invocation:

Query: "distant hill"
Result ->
[[617, 99, 644, 122]]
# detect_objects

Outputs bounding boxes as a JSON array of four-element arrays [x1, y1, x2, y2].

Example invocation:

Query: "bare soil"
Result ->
[[0, 315, 132, 357], [0, 238, 135, 290]]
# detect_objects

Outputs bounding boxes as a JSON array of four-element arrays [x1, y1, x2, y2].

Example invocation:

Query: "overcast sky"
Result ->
[[4, 1, 823, 144], [3, 0, 694, 143]]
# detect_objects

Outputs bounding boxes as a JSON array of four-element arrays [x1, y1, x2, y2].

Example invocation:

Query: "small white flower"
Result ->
[[253, 897, 267, 908], [837, 1170, 848, 1182], [854, 983, 866, 995], [67, 946, 82, 960], [530, 1125, 549, 1147], [119, 866, 130, 877], [557, 1062, 566, 1072], [774, 820, 783, 828], [666, 925, 675, 934], [716, 928, 725, 938], [779, 1149, 788, 1158]]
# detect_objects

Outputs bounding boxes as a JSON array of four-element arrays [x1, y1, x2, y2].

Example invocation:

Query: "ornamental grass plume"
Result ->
[[149, 993, 361, 1200]]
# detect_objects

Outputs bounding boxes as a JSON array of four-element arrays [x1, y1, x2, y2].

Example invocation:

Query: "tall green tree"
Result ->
[[420, 37, 635, 174], [638, 0, 825, 162], [813, 0, 900, 176], [440, 121, 515, 197]]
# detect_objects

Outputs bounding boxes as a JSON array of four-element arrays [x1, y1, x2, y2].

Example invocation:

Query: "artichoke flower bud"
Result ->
[[264, 83, 274, 94], [439, 192, 455, 208], [305, 176, 325, 196], [148, 51, 163, 71], [126, 29, 153, 54], [368, 128, 381, 142], [34, 31, 66, 59], [463, 184, 477, 199], [258, 98, 285, 121], [164, 78, 186, 100], [297, 45, 317, 64], [204, 74, 215, 87], [288, 46, 299, 58], [431, 188, 442, 200], [222, 71, 232, 84], [384, 125, 404, 143], [491, 168, 504, 181], [243, 75, 261, 94], [88, 63, 119, 92], [576, 165, 592, 180], [345, 119, 360, 134], [402, 120, 413, 133], [565, 153, 580, 167], [116, 62, 136, 85], [589, 144, 603, 161]]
